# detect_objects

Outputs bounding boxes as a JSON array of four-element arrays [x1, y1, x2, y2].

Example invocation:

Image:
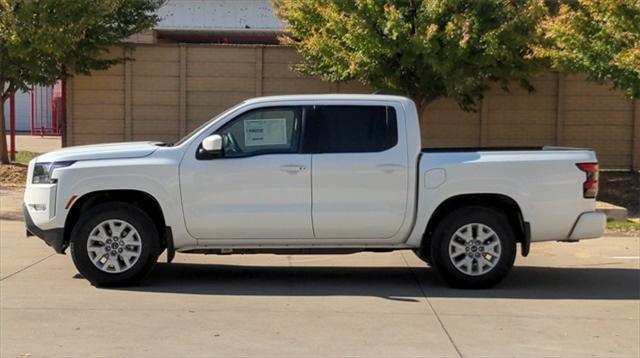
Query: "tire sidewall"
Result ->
[[431, 206, 516, 288], [70, 202, 160, 287]]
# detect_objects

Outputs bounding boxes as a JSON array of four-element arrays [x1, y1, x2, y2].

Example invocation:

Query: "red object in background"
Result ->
[[30, 86, 35, 136], [52, 94, 58, 132], [29, 82, 62, 137], [61, 80, 67, 147], [9, 93, 16, 161], [52, 81, 61, 132]]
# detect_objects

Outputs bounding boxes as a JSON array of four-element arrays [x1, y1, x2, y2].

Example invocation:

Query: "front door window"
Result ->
[[217, 107, 302, 157]]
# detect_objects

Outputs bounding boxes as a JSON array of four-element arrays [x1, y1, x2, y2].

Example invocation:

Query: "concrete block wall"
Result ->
[[66, 44, 640, 170]]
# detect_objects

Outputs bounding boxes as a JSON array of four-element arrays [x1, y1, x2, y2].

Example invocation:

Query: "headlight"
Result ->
[[32, 161, 75, 184]]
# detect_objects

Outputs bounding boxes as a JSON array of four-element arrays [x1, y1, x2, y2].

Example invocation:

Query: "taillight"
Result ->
[[576, 162, 599, 199]]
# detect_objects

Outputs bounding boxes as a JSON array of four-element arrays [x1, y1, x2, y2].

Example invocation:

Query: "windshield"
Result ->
[[171, 101, 247, 147]]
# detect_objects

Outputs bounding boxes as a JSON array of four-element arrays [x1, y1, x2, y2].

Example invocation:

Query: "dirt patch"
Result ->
[[0, 185, 25, 221], [598, 171, 640, 217], [0, 210, 23, 221], [0, 163, 28, 187]]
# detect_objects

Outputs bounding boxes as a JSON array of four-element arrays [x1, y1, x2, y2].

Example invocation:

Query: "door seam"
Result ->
[[310, 154, 316, 238]]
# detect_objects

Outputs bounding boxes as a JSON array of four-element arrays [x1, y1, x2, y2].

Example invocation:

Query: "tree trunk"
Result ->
[[413, 95, 427, 123], [0, 96, 9, 164], [416, 101, 426, 124], [411, 96, 429, 147], [411, 97, 427, 121]]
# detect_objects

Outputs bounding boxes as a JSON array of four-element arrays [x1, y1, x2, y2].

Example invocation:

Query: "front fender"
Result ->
[[51, 157, 196, 249]]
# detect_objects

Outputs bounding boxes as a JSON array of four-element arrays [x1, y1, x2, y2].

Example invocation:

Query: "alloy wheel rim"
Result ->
[[448, 223, 501, 276], [86, 219, 142, 274]]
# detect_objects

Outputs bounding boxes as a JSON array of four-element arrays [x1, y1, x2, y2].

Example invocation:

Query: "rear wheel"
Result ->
[[70, 202, 160, 287], [429, 206, 516, 288]]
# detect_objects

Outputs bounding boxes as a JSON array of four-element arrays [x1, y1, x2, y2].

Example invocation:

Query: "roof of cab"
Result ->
[[243, 94, 413, 105]]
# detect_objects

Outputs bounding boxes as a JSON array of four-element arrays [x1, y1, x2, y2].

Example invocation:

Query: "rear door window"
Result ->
[[303, 105, 397, 153]]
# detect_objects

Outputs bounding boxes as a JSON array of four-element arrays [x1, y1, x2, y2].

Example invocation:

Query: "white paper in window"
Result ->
[[244, 118, 288, 146]]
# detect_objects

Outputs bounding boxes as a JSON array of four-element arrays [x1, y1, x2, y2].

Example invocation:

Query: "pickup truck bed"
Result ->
[[423, 146, 588, 152]]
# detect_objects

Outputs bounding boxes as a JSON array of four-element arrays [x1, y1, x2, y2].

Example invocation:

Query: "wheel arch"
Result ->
[[63, 189, 171, 254], [420, 193, 530, 258]]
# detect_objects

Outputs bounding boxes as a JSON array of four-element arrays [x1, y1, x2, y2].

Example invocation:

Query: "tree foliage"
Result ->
[[0, 0, 163, 163], [274, 0, 547, 113], [537, 0, 640, 98]]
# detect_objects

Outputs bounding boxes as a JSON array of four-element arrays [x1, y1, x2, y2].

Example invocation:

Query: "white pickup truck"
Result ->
[[24, 94, 605, 288]]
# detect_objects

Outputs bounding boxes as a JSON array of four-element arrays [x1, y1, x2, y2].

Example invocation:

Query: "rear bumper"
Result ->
[[24, 204, 66, 253], [567, 211, 606, 241]]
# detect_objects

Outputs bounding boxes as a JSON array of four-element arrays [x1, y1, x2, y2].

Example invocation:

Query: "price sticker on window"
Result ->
[[244, 118, 288, 146]]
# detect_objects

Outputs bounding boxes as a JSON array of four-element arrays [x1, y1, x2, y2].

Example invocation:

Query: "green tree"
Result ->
[[537, 0, 640, 98], [274, 0, 547, 117], [0, 0, 163, 164]]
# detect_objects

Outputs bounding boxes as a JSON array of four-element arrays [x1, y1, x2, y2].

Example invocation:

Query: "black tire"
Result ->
[[430, 206, 516, 289], [70, 202, 160, 287]]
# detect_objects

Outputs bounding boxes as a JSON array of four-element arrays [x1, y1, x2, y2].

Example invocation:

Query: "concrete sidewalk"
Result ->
[[0, 187, 24, 221], [1, 217, 638, 357]]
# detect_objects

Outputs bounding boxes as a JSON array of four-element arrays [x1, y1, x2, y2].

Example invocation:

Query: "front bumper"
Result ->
[[567, 211, 606, 241], [24, 204, 66, 253]]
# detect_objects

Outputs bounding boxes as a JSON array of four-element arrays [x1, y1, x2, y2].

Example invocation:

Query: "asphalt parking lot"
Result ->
[[1, 218, 639, 357]]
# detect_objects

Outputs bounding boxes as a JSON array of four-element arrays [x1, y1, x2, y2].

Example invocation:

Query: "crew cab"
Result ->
[[23, 94, 606, 288]]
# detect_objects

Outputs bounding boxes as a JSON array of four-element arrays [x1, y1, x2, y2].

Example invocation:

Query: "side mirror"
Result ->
[[202, 134, 223, 154]]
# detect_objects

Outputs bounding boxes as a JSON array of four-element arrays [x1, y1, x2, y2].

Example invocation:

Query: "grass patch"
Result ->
[[14, 150, 40, 165], [607, 220, 640, 231]]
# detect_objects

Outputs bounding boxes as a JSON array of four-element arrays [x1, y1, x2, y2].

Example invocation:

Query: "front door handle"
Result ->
[[280, 164, 307, 174], [376, 164, 404, 173]]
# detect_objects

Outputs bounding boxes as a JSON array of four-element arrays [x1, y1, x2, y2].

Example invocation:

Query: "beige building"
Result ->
[[65, 43, 640, 170]]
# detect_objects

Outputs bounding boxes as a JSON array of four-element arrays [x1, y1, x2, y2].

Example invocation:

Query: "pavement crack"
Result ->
[[0, 253, 55, 281], [400, 251, 464, 358]]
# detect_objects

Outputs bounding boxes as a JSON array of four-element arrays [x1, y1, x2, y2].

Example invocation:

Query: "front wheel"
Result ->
[[430, 206, 516, 289], [70, 202, 160, 287]]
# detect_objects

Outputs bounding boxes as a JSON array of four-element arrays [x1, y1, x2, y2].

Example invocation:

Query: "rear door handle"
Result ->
[[280, 164, 307, 174], [376, 164, 404, 173]]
